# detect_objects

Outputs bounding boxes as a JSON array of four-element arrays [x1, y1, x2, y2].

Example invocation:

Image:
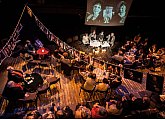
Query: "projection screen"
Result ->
[[85, 0, 133, 26]]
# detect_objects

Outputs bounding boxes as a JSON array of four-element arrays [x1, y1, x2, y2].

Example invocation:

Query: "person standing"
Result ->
[[109, 32, 115, 48], [89, 30, 97, 41], [82, 33, 89, 45], [98, 31, 104, 43]]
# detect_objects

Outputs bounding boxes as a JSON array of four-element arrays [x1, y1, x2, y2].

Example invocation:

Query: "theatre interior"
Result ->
[[0, 0, 165, 119]]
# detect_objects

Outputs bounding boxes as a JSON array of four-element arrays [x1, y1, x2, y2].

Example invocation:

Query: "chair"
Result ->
[[79, 86, 95, 101], [37, 82, 52, 100], [22, 64, 28, 72], [46, 77, 61, 88], [32, 67, 42, 74], [27, 61, 38, 70], [18, 92, 38, 109], [95, 88, 110, 103], [42, 68, 53, 75]]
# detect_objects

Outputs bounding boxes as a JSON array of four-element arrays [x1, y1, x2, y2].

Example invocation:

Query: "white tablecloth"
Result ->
[[90, 40, 101, 47], [90, 40, 110, 48]]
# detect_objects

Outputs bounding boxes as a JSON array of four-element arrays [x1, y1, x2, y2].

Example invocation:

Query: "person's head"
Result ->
[[152, 76, 157, 82], [7, 66, 14, 72], [93, 1, 102, 15], [111, 32, 114, 36], [129, 93, 137, 101], [117, 76, 122, 81], [103, 78, 109, 84], [98, 106, 107, 117], [118, 1, 126, 17], [7, 81, 15, 88], [26, 40, 31, 45], [91, 73, 96, 79], [105, 6, 113, 14], [88, 64, 94, 72], [56, 110, 65, 119], [81, 109, 88, 118], [142, 95, 150, 103]]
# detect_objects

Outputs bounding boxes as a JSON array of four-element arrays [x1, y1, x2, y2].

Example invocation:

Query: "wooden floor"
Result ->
[[0, 56, 165, 114]]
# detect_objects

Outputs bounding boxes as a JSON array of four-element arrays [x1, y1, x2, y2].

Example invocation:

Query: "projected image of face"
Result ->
[[103, 6, 114, 23], [86, 2, 102, 22], [85, 0, 133, 26], [118, 1, 127, 23], [93, 3, 102, 15]]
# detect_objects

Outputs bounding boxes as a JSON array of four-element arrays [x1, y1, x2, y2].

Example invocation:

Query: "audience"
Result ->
[[83, 73, 96, 91], [95, 78, 110, 91], [7, 66, 24, 83], [75, 105, 91, 118], [91, 102, 107, 119]]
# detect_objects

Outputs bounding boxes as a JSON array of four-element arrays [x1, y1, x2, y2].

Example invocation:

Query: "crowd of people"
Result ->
[[82, 29, 115, 48], [111, 33, 165, 71], [1, 30, 165, 118]]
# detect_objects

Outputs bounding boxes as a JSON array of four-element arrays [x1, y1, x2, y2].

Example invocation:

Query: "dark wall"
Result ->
[[0, 0, 163, 48]]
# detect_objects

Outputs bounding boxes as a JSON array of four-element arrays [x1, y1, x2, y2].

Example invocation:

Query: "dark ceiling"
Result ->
[[28, 0, 162, 17], [0, 0, 164, 45]]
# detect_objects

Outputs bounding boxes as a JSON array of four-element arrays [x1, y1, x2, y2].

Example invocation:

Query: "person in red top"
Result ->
[[6, 80, 26, 100], [91, 102, 107, 118], [7, 66, 24, 83]]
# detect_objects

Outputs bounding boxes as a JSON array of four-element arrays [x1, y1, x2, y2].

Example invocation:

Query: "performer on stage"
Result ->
[[98, 31, 104, 43], [89, 30, 97, 41], [82, 33, 89, 45], [109, 33, 115, 48], [106, 33, 111, 43]]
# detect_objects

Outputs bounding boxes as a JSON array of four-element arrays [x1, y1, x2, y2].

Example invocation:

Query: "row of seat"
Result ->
[[17, 77, 61, 110]]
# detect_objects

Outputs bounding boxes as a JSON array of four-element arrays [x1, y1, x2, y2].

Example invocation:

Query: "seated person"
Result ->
[[62, 106, 74, 119], [91, 102, 107, 118], [110, 76, 122, 90], [24, 40, 36, 55], [75, 105, 91, 119], [83, 73, 96, 91], [120, 95, 132, 115], [42, 107, 56, 119], [130, 94, 150, 111], [24, 110, 42, 119], [6, 80, 26, 100], [106, 99, 122, 116], [95, 78, 110, 92], [7, 66, 24, 83], [115, 85, 129, 97], [82, 33, 89, 45], [86, 64, 94, 73]]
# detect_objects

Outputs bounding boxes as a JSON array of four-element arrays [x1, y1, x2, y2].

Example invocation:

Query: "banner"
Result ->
[[0, 23, 23, 65]]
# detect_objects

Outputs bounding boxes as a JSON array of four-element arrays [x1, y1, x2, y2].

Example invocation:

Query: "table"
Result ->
[[90, 40, 110, 48], [90, 40, 101, 47], [24, 73, 44, 92], [36, 47, 49, 59]]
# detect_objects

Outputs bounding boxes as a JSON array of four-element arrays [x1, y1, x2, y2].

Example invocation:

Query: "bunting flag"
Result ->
[[26, 6, 125, 72], [0, 23, 23, 65], [27, 6, 33, 17]]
